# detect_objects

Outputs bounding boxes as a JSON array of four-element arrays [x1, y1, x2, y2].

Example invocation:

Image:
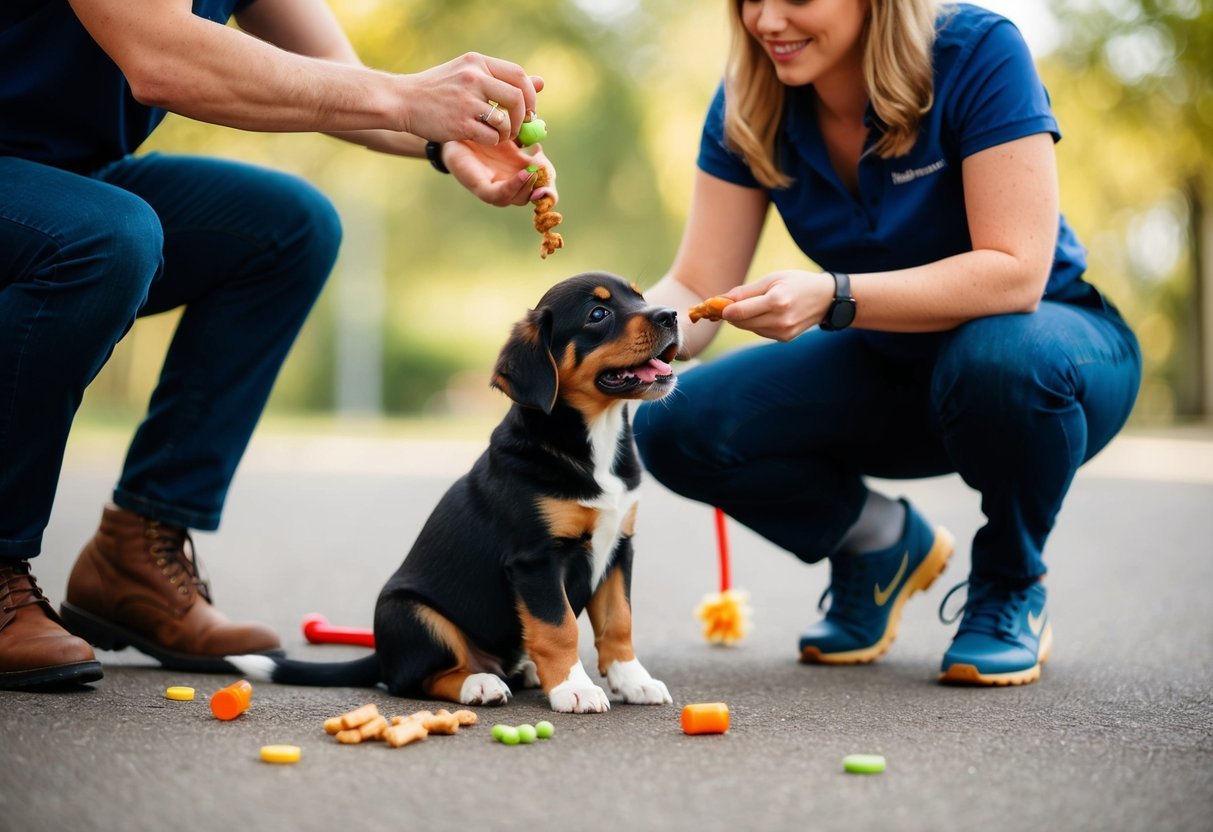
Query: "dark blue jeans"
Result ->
[[0, 153, 341, 557], [634, 291, 1141, 586]]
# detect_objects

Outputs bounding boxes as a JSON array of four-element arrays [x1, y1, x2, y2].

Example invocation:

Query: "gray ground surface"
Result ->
[[1, 431, 1210, 832]]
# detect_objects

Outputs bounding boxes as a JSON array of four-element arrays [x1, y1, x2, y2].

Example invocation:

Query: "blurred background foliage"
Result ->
[[81, 0, 1213, 433]]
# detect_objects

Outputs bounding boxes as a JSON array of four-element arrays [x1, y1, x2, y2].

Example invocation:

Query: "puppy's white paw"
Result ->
[[549, 683, 611, 713], [547, 662, 610, 713], [511, 658, 542, 689], [605, 658, 673, 705], [460, 673, 511, 706]]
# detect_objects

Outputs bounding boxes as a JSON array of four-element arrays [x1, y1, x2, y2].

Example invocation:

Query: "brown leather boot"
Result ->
[[61, 504, 281, 672], [1, 560, 102, 689]]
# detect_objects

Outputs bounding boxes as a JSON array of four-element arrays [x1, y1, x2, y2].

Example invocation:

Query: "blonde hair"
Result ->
[[723, 0, 940, 188]]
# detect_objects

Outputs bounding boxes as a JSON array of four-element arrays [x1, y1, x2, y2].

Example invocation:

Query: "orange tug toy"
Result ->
[[210, 679, 253, 721]]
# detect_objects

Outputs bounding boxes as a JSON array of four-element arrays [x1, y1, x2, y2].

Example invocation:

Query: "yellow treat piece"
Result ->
[[165, 686, 195, 701], [259, 745, 301, 764]]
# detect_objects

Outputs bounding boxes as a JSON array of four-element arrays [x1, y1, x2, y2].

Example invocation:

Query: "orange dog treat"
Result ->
[[530, 167, 564, 259], [323, 716, 344, 735], [688, 297, 733, 323], [451, 709, 478, 727], [391, 710, 433, 726], [681, 702, 730, 735], [334, 717, 386, 744], [357, 715, 388, 741], [337, 703, 379, 730], [384, 721, 429, 748], [420, 709, 461, 735]]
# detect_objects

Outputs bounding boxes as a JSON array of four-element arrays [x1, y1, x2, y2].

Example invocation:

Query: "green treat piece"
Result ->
[[535, 720, 555, 739], [517, 724, 538, 744], [526, 165, 539, 173], [517, 118, 547, 147], [843, 754, 887, 774], [491, 724, 510, 742], [498, 726, 521, 745]]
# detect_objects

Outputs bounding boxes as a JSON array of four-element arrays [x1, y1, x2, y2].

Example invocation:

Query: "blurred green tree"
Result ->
[[1046, 0, 1213, 419]]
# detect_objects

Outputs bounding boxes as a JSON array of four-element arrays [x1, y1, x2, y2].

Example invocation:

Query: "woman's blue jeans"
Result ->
[[634, 293, 1142, 586], [0, 153, 341, 557]]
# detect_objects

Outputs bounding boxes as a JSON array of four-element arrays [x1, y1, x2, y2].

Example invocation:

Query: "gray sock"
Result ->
[[838, 491, 906, 555]]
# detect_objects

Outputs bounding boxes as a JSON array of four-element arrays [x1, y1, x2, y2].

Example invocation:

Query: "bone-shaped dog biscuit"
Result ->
[[384, 720, 428, 748]]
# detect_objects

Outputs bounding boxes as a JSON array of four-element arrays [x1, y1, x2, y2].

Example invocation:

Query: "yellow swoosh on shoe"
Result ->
[[873, 552, 909, 607], [1027, 607, 1046, 637]]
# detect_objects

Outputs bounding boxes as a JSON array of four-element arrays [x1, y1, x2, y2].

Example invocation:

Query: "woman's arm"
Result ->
[[723, 132, 1061, 340], [642, 170, 770, 359]]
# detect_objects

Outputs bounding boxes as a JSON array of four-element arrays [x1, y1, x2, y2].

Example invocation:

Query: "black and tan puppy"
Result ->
[[232, 273, 679, 712]]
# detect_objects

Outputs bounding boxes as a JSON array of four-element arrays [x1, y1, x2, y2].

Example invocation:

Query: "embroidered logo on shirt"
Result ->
[[891, 159, 946, 185]]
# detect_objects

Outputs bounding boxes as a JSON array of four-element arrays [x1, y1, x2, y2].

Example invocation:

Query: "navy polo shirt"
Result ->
[[698, 3, 1090, 303], [1, 0, 252, 173]]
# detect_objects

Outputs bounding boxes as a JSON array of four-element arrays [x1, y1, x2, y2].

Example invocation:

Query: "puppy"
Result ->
[[231, 273, 679, 713]]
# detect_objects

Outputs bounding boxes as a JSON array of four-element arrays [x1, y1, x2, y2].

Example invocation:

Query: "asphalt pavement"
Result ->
[[1, 427, 1210, 832]]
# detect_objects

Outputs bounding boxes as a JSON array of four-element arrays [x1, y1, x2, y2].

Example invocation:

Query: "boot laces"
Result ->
[[146, 522, 212, 602], [816, 556, 869, 624], [0, 561, 50, 614], [938, 580, 1027, 638]]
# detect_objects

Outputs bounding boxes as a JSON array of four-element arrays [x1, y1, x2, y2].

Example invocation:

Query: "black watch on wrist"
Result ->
[[820, 271, 857, 331], [424, 141, 450, 174]]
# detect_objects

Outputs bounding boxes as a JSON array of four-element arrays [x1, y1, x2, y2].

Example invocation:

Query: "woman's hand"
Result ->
[[443, 143, 557, 208], [721, 270, 835, 341]]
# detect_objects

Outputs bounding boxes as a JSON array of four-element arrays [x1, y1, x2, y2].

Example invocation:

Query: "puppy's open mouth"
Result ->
[[597, 342, 679, 393]]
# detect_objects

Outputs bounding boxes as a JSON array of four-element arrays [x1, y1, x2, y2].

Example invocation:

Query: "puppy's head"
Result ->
[[491, 272, 680, 417]]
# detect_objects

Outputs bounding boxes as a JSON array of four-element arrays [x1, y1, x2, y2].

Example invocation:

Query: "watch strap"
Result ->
[[424, 141, 450, 174], [821, 271, 856, 331], [830, 270, 852, 301]]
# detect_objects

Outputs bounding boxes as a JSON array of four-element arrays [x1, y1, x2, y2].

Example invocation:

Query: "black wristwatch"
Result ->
[[424, 141, 450, 174], [820, 271, 857, 331]]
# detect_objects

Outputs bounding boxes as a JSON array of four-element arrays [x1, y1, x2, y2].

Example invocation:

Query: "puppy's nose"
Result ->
[[651, 308, 677, 330]]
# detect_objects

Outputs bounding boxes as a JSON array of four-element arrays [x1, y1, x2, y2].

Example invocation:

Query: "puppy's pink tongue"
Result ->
[[633, 358, 672, 383]]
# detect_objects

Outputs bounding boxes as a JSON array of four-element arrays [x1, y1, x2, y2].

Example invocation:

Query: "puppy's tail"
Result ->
[[226, 653, 381, 688]]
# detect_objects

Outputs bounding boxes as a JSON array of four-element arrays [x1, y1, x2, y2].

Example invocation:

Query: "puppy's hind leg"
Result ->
[[408, 604, 511, 706]]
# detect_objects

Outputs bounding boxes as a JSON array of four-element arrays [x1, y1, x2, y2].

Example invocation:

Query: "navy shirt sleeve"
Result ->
[[696, 83, 762, 189], [945, 18, 1060, 158]]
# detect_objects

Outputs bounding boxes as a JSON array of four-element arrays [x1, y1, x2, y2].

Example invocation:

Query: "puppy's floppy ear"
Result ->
[[491, 307, 558, 413]]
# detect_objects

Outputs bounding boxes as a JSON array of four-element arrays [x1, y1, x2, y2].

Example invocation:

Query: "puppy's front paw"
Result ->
[[605, 659, 673, 705], [548, 682, 611, 714], [546, 661, 610, 713], [460, 673, 511, 706]]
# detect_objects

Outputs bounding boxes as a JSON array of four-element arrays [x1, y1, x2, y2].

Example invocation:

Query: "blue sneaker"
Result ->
[[938, 579, 1052, 686], [799, 500, 954, 664]]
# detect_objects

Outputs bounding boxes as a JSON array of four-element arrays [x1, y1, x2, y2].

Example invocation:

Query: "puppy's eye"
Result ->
[[587, 306, 610, 324]]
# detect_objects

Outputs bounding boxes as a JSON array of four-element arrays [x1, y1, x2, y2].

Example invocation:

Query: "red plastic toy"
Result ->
[[300, 613, 374, 648]]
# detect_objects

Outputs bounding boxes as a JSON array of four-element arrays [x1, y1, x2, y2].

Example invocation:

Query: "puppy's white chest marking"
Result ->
[[580, 404, 638, 588]]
